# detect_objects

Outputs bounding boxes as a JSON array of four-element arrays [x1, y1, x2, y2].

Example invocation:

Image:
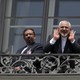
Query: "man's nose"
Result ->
[[27, 34, 31, 37], [63, 27, 66, 30], [27, 35, 31, 39]]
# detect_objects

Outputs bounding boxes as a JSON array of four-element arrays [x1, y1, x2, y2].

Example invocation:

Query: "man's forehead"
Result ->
[[60, 22, 69, 25], [25, 30, 33, 33]]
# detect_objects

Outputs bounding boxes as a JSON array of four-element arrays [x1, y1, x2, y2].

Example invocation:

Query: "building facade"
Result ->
[[0, 0, 80, 53]]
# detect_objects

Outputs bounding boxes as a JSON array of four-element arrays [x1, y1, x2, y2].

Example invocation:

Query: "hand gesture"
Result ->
[[68, 30, 76, 42], [53, 29, 60, 40]]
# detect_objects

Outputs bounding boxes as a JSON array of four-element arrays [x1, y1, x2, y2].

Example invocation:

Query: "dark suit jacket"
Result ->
[[13, 42, 43, 69], [17, 42, 43, 54], [77, 38, 80, 45], [44, 37, 80, 53], [44, 37, 80, 72], [14, 42, 43, 61]]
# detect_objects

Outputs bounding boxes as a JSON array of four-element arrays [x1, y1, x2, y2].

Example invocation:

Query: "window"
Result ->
[[47, 0, 80, 41], [3, 0, 44, 53]]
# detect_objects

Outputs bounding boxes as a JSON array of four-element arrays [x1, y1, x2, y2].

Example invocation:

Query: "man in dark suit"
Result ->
[[17, 28, 43, 54], [14, 28, 43, 73], [44, 20, 80, 73]]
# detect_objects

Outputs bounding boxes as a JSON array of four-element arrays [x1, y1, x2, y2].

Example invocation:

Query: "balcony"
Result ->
[[0, 53, 80, 80]]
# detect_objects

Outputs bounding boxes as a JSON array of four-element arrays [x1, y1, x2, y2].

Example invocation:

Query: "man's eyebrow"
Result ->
[[60, 26, 69, 28]]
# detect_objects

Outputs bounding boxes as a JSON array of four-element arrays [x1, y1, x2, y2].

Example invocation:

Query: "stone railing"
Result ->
[[0, 53, 80, 74]]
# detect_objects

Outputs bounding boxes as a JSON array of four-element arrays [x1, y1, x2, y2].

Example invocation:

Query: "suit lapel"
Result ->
[[64, 39, 71, 53], [56, 38, 62, 53]]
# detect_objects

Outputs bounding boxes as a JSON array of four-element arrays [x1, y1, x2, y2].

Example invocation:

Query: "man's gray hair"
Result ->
[[59, 20, 71, 27]]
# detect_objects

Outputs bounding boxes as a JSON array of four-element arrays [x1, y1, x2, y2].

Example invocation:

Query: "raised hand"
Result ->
[[68, 30, 76, 42], [53, 29, 60, 40]]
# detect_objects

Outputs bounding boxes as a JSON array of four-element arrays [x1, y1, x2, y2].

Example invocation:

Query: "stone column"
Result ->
[[0, 0, 7, 52]]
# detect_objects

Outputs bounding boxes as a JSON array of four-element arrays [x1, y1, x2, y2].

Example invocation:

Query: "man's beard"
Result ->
[[26, 38, 34, 45], [60, 30, 69, 37]]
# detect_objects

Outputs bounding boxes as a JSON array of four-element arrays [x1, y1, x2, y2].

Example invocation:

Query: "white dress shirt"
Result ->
[[61, 37, 67, 52]]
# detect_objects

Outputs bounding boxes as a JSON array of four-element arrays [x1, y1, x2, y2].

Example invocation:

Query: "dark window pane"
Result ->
[[14, 18, 42, 25], [16, 0, 44, 17], [59, 1, 80, 16], [54, 0, 80, 24]]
